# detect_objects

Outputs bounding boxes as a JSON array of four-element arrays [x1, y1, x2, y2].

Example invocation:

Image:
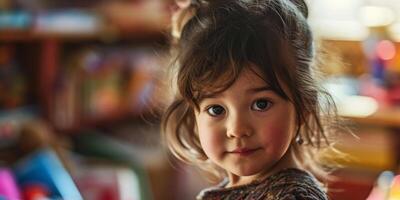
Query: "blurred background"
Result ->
[[0, 0, 400, 199]]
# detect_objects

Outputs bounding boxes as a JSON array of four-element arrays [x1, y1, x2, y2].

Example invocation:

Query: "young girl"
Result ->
[[162, 0, 343, 199]]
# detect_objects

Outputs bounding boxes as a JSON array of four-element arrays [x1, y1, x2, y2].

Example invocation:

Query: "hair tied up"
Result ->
[[171, 0, 212, 40], [171, 1, 196, 39], [191, 0, 208, 6], [289, 0, 308, 18]]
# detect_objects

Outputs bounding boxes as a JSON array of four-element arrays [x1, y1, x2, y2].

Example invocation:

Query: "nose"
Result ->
[[226, 114, 252, 138]]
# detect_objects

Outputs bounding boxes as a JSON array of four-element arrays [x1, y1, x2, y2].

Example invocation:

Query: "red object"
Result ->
[[328, 180, 373, 200], [388, 85, 400, 105], [23, 184, 49, 200], [327, 171, 375, 200]]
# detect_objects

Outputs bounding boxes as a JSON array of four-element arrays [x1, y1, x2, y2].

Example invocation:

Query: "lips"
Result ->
[[229, 148, 260, 156]]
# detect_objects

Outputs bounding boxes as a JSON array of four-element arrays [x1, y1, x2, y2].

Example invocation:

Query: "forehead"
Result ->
[[217, 69, 270, 95], [235, 67, 267, 87], [199, 67, 274, 99]]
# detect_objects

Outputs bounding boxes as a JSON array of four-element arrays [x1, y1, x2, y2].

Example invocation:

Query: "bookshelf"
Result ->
[[0, 0, 178, 199], [0, 0, 170, 132]]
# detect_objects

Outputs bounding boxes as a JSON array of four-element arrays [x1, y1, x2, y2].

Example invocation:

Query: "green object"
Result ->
[[72, 131, 153, 200]]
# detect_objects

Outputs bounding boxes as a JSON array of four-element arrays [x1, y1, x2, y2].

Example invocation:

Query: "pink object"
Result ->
[[0, 168, 21, 199]]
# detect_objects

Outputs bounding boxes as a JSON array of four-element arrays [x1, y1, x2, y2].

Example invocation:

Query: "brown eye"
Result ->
[[251, 99, 272, 111], [207, 105, 225, 116]]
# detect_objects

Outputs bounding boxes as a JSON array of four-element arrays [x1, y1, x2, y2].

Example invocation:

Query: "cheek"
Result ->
[[196, 117, 225, 158], [262, 125, 291, 139], [259, 120, 295, 151]]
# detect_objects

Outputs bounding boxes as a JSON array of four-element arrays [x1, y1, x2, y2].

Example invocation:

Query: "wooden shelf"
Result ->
[[0, 27, 167, 42], [343, 106, 400, 128], [55, 110, 152, 134]]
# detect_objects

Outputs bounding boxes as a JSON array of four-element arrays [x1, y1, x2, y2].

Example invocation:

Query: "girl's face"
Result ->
[[195, 68, 297, 186]]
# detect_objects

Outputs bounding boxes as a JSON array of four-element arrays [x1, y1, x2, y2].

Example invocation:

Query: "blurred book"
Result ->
[[0, 168, 21, 200], [71, 130, 156, 200], [34, 10, 101, 34], [0, 11, 31, 30], [13, 148, 83, 200], [73, 164, 142, 200], [50, 47, 164, 131]]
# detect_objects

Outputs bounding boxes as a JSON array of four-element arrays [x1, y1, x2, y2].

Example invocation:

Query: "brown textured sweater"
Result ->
[[197, 168, 328, 200]]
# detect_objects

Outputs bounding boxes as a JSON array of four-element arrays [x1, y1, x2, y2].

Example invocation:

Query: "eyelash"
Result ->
[[205, 105, 225, 117], [204, 98, 273, 117], [251, 98, 273, 111]]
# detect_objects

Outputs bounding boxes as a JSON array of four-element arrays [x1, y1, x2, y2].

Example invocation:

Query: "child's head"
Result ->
[[163, 0, 338, 181]]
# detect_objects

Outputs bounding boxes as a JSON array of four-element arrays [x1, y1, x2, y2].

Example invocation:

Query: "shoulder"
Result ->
[[262, 168, 328, 200]]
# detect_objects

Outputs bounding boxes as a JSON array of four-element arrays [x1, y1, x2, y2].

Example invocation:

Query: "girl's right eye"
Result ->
[[206, 105, 225, 116]]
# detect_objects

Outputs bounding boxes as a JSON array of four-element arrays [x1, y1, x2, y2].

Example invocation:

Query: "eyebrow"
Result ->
[[247, 86, 273, 93], [200, 86, 273, 100]]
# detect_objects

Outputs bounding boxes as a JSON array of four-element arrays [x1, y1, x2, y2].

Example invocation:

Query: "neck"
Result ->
[[226, 146, 299, 187]]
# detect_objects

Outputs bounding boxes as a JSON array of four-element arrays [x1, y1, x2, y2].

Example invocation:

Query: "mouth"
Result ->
[[229, 147, 261, 156]]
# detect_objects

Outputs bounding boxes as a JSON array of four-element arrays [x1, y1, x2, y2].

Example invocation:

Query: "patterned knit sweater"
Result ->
[[197, 168, 328, 200]]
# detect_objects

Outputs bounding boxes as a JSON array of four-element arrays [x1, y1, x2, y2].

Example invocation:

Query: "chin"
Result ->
[[231, 165, 265, 177]]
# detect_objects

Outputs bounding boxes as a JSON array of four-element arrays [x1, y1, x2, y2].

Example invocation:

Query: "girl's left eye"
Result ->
[[251, 99, 272, 111]]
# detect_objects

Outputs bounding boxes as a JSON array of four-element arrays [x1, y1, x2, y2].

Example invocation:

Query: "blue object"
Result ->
[[13, 148, 83, 200], [371, 57, 386, 85], [35, 9, 100, 33], [0, 11, 31, 29]]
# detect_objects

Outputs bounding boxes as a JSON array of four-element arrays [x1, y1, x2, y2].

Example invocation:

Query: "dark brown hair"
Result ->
[[162, 0, 345, 182]]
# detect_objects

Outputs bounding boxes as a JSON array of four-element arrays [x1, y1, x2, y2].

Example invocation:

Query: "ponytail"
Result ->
[[289, 0, 308, 18]]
